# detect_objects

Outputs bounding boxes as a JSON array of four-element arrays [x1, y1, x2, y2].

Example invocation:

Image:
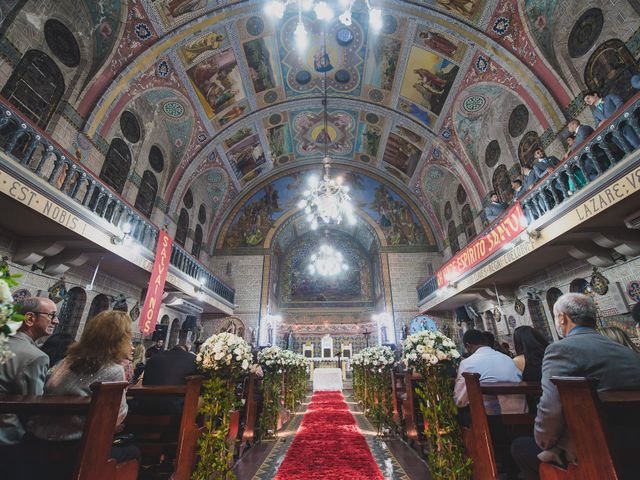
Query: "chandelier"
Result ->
[[265, 0, 383, 52], [296, 28, 355, 230], [308, 244, 349, 276]]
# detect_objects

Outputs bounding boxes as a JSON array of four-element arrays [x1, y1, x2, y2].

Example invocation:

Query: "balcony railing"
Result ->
[[0, 100, 235, 305], [418, 94, 640, 304]]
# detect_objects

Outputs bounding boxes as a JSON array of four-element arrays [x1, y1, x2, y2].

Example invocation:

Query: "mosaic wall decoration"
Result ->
[[279, 231, 374, 308]]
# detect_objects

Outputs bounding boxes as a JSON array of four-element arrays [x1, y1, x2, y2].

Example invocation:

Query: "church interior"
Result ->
[[0, 0, 639, 479]]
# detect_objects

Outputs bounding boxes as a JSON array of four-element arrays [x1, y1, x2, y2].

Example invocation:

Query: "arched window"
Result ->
[[168, 318, 181, 349], [546, 288, 563, 316], [461, 204, 476, 241], [585, 39, 639, 101], [517, 131, 541, 167], [492, 164, 513, 203], [192, 224, 203, 259], [527, 298, 553, 341], [87, 294, 110, 322], [1, 50, 65, 128], [569, 278, 590, 294], [100, 138, 131, 194], [448, 220, 460, 254], [57, 287, 86, 338], [134, 170, 157, 218], [175, 208, 189, 247]]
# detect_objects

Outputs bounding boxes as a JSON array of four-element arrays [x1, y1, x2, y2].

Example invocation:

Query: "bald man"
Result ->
[[0, 296, 58, 445]]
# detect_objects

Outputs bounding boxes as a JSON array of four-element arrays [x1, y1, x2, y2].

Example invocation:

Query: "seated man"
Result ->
[[454, 329, 526, 416], [145, 338, 164, 359], [484, 192, 507, 223], [130, 342, 198, 415], [0, 297, 57, 445], [511, 293, 640, 480], [584, 90, 639, 149]]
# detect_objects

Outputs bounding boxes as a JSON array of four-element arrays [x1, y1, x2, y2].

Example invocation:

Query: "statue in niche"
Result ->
[[401, 323, 409, 340], [223, 321, 237, 335], [380, 326, 388, 344], [267, 323, 273, 346], [287, 329, 294, 351]]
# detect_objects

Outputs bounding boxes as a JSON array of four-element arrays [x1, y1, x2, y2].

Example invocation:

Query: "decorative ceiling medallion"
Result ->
[[264, 90, 278, 103], [568, 8, 604, 59], [246, 16, 264, 36], [381, 15, 398, 34], [134, 22, 152, 41], [514, 298, 526, 316], [369, 89, 383, 102], [627, 280, 640, 302], [463, 95, 486, 113], [475, 55, 489, 72], [508, 104, 529, 138], [162, 100, 185, 118], [269, 113, 282, 125], [156, 59, 170, 77], [365, 113, 379, 124], [492, 16, 510, 36]]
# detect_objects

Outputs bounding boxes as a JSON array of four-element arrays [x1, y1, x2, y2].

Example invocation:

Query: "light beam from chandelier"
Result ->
[[308, 244, 349, 276], [264, 0, 383, 53]]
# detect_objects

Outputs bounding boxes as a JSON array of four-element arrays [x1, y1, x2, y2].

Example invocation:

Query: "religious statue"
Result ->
[[287, 329, 294, 351], [267, 323, 273, 346]]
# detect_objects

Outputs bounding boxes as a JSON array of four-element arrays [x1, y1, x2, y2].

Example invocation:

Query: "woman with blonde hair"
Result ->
[[131, 342, 146, 384], [28, 310, 139, 477], [599, 326, 640, 353]]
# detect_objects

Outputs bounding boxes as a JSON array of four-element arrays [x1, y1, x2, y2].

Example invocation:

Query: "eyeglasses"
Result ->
[[30, 311, 58, 320]]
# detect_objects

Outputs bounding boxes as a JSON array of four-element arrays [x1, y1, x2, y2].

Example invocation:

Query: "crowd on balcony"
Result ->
[[484, 82, 640, 227]]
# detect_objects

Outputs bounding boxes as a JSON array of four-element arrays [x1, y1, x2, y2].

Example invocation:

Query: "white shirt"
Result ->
[[453, 346, 527, 415]]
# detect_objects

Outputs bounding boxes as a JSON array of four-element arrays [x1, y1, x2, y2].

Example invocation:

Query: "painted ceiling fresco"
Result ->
[[78, 0, 572, 243]]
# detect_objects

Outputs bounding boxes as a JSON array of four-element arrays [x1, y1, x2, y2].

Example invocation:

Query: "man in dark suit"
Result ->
[[484, 192, 507, 223], [131, 343, 198, 415], [567, 119, 598, 180], [511, 293, 640, 479], [584, 90, 639, 149]]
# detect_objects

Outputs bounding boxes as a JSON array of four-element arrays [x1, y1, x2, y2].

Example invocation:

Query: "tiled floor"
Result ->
[[234, 389, 431, 480]]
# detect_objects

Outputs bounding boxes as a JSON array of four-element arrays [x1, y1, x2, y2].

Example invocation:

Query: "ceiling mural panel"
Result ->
[[218, 169, 435, 250], [291, 108, 356, 158], [222, 126, 266, 184]]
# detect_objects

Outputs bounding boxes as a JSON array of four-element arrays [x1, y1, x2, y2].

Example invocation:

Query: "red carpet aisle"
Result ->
[[274, 391, 383, 480]]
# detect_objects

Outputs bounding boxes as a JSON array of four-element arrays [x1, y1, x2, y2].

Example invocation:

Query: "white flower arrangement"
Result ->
[[196, 332, 253, 374], [257, 346, 308, 372], [401, 330, 460, 370], [351, 346, 395, 372], [0, 264, 22, 365]]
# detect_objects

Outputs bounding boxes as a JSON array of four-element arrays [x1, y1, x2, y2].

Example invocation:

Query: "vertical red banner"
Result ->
[[139, 230, 173, 336]]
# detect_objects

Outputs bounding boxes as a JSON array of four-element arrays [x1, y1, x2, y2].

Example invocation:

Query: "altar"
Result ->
[[312, 368, 343, 391]]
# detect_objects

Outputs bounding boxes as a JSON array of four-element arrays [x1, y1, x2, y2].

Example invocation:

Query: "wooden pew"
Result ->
[[539, 377, 640, 480], [462, 372, 541, 479], [390, 370, 405, 428], [0, 381, 138, 480], [124, 375, 203, 480], [239, 373, 261, 457]]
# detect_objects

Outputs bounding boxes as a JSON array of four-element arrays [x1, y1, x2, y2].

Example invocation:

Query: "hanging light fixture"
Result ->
[[308, 243, 349, 276], [265, 0, 384, 52], [297, 29, 355, 230]]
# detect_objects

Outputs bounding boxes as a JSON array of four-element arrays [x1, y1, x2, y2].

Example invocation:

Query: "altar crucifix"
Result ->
[[362, 328, 371, 348]]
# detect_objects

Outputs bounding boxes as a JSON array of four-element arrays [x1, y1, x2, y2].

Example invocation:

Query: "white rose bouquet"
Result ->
[[258, 346, 308, 372], [352, 346, 395, 372], [401, 330, 460, 371], [196, 332, 253, 376]]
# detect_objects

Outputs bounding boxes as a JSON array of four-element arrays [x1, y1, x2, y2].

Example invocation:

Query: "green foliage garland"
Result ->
[[401, 330, 471, 480], [259, 370, 280, 437], [192, 377, 238, 480]]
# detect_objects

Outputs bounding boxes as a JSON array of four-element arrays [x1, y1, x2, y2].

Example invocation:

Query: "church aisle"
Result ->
[[274, 391, 384, 480]]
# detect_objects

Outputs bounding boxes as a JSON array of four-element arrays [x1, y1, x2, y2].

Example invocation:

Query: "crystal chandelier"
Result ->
[[265, 0, 383, 53], [308, 244, 349, 276], [297, 28, 355, 230]]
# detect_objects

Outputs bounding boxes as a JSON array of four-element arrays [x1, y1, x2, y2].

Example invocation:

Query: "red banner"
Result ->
[[139, 230, 173, 336], [436, 203, 527, 287]]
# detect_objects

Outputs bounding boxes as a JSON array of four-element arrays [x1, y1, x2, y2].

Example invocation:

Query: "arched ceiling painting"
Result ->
[[77, 0, 572, 241]]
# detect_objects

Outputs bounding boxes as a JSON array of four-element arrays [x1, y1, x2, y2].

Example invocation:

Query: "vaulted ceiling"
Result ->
[[11, 0, 637, 254]]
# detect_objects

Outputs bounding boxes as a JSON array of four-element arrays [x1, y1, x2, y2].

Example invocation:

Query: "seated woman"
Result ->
[[512, 325, 549, 413], [28, 310, 139, 478]]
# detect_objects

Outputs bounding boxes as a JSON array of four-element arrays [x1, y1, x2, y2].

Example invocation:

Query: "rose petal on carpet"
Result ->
[[274, 391, 383, 480]]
